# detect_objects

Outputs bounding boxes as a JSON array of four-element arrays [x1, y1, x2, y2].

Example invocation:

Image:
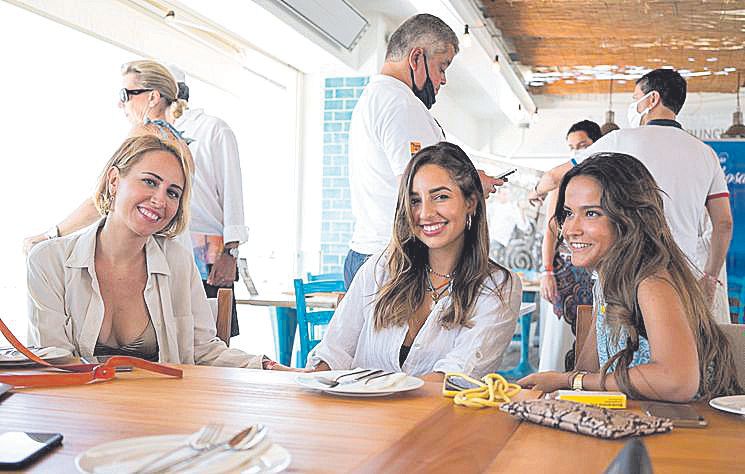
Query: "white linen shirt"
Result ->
[[175, 108, 248, 244], [573, 124, 728, 258], [348, 75, 445, 255], [308, 254, 522, 377], [26, 218, 262, 368]]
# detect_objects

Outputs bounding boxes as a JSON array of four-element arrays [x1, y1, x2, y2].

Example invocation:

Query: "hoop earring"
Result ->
[[466, 214, 472, 230]]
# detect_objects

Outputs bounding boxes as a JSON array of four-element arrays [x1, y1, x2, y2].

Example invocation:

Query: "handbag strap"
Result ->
[[0, 316, 182, 388]]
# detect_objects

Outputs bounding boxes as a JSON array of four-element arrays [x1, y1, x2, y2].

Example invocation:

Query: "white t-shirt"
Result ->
[[574, 124, 728, 258], [308, 253, 522, 377], [175, 108, 248, 244], [348, 75, 445, 255]]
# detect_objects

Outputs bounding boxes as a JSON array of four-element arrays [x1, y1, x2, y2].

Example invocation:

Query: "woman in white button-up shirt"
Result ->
[[27, 134, 263, 368], [309, 142, 521, 380]]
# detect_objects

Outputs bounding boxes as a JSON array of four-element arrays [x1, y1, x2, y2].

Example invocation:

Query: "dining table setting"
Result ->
[[2, 354, 745, 473]]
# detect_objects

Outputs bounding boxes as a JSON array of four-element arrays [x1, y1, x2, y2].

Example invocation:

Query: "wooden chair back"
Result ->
[[574, 304, 599, 371], [207, 288, 233, 347], [718, 323, 745, 388], [575, 305, 593, 361]]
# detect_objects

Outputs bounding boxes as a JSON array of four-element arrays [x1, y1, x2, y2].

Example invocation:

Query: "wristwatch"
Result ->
[[44, 225, 60, 240], [223, 246, 239, 258], [572, 371, 589, 391]]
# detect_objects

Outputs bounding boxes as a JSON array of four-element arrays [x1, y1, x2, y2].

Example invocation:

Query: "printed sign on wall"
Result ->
[[706, 140, 745, 323]]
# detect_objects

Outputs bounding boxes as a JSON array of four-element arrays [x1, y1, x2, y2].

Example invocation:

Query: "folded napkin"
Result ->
[[336, 372, 408, 391]]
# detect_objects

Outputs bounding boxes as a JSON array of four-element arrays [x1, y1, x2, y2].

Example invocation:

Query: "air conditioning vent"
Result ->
[[276, 0, 369, 51]]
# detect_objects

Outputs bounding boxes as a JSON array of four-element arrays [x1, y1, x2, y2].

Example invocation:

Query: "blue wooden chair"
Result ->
[[306, 272, 344, 282], [293, 278, 346, 367]]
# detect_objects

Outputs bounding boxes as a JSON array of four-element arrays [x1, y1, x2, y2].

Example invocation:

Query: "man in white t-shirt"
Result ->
[[171, 69, 248, 337], [529, 69, 732, 304], [344, 14, 503, 287]]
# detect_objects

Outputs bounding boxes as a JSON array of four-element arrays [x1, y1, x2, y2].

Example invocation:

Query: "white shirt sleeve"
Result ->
[[26, 243, 76, 353], [705, 146, 729, 198], [214, 126, 248, 244], [432, 271, 522, 378], [572, 132, 617, 165], [378, 102, 441, 176], [307, 259, 375, 369]]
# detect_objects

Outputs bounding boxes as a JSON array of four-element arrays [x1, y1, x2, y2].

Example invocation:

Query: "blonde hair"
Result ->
[[121, 60, 186, 120], [95, 135, 192, 238]]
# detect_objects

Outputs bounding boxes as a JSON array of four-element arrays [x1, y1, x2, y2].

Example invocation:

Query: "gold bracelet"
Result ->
[[572, 371, 588, 391]]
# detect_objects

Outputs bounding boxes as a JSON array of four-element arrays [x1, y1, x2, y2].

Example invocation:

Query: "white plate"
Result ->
[[295, 371, 424, 397], [709, 395, 745, 415], [75, 434, 290, 474], [0, 347, 72, 366]]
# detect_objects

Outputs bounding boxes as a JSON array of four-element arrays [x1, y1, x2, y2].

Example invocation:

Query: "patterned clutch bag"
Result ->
[[500, 399, 673, 439]]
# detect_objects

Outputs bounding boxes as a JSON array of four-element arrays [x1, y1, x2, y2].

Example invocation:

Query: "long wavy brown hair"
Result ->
[[555, 152, 741, 398], [373, 142, 511, 330]]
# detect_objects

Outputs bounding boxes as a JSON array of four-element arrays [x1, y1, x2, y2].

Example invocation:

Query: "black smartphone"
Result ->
[[644, 402, 708, 428], [496, 168, 517, 180], [444, 375, 481, 391], [80, 355, 133, 372], [0, 432, 63, 469]]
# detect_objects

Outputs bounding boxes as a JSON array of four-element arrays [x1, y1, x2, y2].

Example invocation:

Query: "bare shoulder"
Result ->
[[637, 271, 680, 302]]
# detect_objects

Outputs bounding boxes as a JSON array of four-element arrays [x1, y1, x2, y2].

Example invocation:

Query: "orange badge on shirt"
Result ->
[[409, 141, 422, 157]]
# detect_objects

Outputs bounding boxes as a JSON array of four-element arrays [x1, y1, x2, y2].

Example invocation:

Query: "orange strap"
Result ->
[[0, 316, 182, 388]]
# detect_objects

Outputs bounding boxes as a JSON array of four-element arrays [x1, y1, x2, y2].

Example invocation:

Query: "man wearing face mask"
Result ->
[[529, 69, 731, 306], [344, 14, 503, 288]]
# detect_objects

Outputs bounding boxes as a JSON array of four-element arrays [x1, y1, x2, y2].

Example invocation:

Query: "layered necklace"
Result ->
[[425, 265, 454, 304]]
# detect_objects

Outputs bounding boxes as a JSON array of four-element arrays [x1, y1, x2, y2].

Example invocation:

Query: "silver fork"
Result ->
[[314, 368, 372, 387], [134, 423, 223, 474]]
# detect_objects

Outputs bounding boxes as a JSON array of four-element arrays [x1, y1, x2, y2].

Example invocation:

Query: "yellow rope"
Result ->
[[442, 372, 521, 408]]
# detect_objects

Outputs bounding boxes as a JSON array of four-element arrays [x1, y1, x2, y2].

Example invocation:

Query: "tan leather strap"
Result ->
[[0, 316, 182, 388]]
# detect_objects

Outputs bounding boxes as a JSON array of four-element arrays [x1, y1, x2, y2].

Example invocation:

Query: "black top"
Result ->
[[399, 344, 411, 368]]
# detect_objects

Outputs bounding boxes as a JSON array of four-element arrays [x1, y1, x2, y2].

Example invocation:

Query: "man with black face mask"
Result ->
[[344, 14, 504, 288]]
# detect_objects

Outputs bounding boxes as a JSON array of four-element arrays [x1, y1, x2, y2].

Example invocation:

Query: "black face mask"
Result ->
[[409, 54, 436, 109]]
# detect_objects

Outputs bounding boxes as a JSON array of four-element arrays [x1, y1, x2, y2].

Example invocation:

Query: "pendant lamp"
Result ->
[[722, 72, 745, 138], [600, 78, 620, 135]]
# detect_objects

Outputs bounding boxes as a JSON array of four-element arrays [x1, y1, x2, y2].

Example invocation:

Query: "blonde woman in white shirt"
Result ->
[[27, 134, 268, 368], [309, 142, 521, 380]]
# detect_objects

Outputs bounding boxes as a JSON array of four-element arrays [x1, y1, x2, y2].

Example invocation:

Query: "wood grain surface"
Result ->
[[1, 366, 742, 473]]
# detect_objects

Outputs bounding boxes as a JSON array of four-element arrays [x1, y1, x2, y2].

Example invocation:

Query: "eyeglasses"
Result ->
[[119, 88, 152, 103]]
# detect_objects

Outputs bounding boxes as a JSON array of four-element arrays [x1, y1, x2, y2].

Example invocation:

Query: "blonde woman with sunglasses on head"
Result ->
[[26, 135, 263, 367], [23, 60, 193, 252]]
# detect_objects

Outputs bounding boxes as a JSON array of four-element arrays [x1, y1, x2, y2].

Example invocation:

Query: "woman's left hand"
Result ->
[[517, 371, 572, 393]]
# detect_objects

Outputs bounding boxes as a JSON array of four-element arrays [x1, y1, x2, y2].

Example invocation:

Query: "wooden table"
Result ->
[[238, 292, 535, 368], [2, 367, 742, 473]]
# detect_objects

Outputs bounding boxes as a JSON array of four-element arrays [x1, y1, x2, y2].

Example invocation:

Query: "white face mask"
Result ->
[[626, 91, 654, 128]]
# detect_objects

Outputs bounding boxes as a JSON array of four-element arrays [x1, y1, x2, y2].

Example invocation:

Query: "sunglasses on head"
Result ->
[[119, 88, 152, 103]]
